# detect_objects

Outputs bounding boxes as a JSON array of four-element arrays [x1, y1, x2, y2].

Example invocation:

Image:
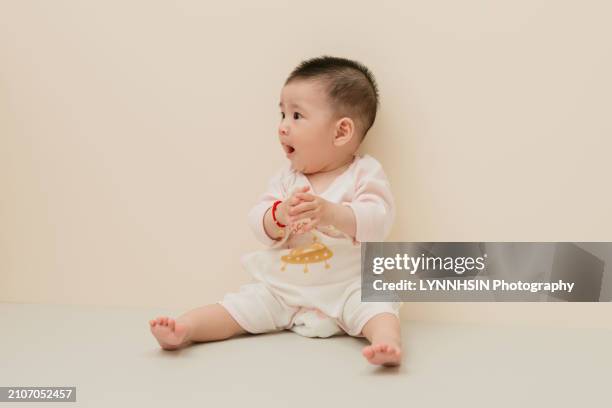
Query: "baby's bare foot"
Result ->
[[362, 341, 402, 367], [149, 316, 192, 350]]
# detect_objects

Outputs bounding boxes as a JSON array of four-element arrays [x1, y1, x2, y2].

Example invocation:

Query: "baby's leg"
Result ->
[[149, 304, 246, 350], [361, 312, 402, 367], [339, 289, 403, 367]]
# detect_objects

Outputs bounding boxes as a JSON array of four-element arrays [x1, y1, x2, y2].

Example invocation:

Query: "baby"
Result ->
[[149, 55, 403, 366]]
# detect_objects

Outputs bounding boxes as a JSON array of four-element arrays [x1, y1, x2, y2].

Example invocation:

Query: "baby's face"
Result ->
[[278, 80, 342, 174]]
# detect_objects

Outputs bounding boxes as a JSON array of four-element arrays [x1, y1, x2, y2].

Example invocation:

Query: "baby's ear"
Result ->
[[333, 117, 355, 147]]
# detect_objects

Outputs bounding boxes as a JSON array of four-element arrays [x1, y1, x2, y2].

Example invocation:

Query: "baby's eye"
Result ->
[[279, 112, 302, 120]]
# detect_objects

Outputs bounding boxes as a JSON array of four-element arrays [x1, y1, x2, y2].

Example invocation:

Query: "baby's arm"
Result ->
[[289, 194, 372, 241], [261, 186, 309, 240], [247, 167, 287, 246], [248, 165, 308, 246], [316, 202, 357, 239], [291, 160, 395, 242], [340, 160, 395, 243], [262, 206, 284, 241]]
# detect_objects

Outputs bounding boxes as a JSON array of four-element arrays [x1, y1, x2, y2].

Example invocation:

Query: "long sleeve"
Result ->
[[341, 158, 395, 243], [247, 164, 291, 248]]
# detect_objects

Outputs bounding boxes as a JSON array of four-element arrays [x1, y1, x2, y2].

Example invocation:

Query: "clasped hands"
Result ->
[[276, 186, 335, 235]]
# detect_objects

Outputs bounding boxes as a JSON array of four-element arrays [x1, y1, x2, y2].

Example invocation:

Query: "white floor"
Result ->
[[1, 302, 610, 408]]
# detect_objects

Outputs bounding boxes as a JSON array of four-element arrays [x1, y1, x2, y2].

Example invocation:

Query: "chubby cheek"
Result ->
[[298, 139, 322, 157]]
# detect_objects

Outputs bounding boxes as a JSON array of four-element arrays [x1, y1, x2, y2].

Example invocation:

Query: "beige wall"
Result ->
[[1, 1, 610, 328]]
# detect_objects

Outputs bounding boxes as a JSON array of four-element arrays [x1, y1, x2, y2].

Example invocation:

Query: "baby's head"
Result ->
[[278, 55, 379, 174]]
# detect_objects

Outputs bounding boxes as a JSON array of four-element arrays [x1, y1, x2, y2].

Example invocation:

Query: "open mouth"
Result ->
[[283, 143, 296, 155]]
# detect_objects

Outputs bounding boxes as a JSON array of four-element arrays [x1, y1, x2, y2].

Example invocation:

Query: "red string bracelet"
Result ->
[[271, 200, 286, 228]]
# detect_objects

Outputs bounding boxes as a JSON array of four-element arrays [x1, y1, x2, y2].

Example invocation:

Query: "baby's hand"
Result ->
[[288, 189, 334, 234], [275, 186, 310, 230]]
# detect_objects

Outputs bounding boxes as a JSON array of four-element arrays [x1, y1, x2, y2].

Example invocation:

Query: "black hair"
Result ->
[[285, 55, 380, 141]]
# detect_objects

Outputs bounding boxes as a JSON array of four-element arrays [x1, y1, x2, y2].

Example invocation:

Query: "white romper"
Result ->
[[218, 153, 402, 338]]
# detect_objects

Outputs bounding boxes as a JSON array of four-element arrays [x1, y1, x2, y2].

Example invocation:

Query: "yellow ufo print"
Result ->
[[280, 234, 333, 273]]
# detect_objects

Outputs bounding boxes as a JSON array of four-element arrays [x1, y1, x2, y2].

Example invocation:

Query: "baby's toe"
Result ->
[[362, 346, 375, 359], [169, 319, 175, 330]]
